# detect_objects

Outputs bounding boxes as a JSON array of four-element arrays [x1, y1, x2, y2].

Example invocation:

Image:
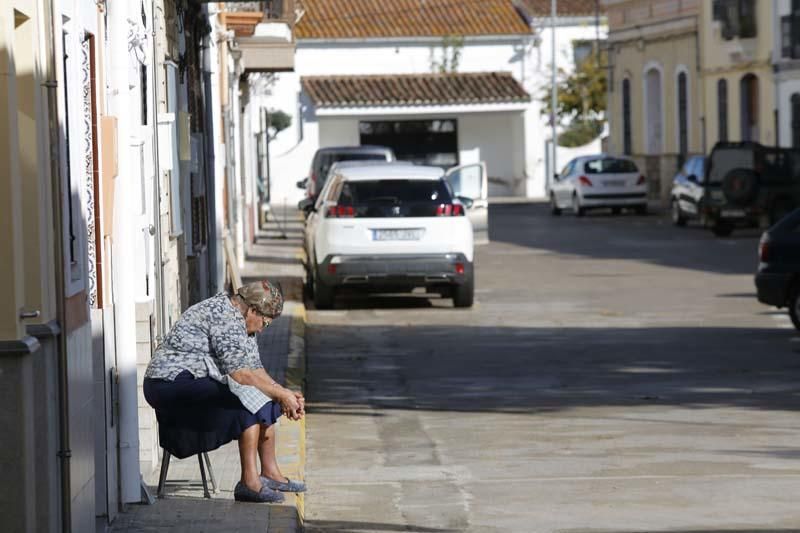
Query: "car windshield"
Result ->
[[584, 158, 638, 174], [320, 153, 389, 182], [337, 179, 453, 218]]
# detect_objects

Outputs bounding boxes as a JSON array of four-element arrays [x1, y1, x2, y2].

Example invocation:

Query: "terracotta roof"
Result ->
[[302, 72, 531, 107], [295, 0, 531, 39], [516, 0, 602, 18]]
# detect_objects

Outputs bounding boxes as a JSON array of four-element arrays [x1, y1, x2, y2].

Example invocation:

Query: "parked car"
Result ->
[[755, 208, 800, 330], [300, 145, 396, 201], [703, 141, 800, 237], [670, 156, 707, 226], [303, 162, 487, 309], [549, 155, 647, 216]]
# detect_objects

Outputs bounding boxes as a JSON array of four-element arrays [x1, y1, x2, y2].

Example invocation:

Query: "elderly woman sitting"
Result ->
[[143, 280, 306, 503]]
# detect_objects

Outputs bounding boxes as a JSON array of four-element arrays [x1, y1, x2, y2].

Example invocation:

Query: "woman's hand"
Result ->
[[278, 389, 303, 420]]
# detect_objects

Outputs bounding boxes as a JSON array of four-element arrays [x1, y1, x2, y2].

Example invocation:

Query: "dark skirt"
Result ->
[[143, 370, 282, 459]]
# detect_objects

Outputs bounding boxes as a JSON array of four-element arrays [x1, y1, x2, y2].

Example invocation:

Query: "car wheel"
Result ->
[[313, 265, 336, 309], [550, 193, 562, 216], [452, 272, 474, 308], [634, 204, 648, 215], [671, 199, 687, 227], [572, 194, 584, 217], [790, 288, 800, 331], [711, 221, 734, 237], [611, 207, 622, 215]]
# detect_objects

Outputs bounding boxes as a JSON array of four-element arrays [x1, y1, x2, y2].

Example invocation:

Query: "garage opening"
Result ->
[[359, 119, 458, 168]]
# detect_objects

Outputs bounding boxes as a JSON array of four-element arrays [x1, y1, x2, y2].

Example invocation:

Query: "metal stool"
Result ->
[[156, 449, 218, 498]]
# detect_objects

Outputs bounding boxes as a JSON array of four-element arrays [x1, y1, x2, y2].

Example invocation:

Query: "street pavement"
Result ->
[[302, 204, 800, 532]]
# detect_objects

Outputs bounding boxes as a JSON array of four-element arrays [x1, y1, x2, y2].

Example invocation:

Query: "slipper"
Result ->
[[234, 481, 285, 503], [260, 476, 307, 493]]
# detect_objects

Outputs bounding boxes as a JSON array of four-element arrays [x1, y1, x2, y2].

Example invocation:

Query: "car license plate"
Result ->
[[604, 180, 625, 187], [721, 209, 746, 218], [372, 228, 424, 241]]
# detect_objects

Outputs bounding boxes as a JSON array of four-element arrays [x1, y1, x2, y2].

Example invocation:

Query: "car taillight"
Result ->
[[327, 205, 355, 218], [636, 175, 646, 185], [455, 262, 465, 274], [436, 204, 464, 216], [578, 176, 593, 187], [759, 240, 769, 262]]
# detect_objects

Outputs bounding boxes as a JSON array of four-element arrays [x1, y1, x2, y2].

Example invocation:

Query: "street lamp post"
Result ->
[[550, 0, 557, 193]]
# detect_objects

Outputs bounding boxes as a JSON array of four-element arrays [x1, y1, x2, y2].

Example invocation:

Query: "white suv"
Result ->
[[304, 162, 487, 308]]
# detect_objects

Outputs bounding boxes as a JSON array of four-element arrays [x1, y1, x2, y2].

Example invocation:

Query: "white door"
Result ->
[[445, 162, 489, 244]]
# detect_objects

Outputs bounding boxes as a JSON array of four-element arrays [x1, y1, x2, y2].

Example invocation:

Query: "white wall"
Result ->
[[269, 22, 606, 201]]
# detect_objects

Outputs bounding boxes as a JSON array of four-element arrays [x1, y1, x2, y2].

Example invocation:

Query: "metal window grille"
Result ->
[[622, 79, 632, 155]]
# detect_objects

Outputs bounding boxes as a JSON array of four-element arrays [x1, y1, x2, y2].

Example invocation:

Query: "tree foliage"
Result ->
[[267, 110, 292, 138], [541, 57, 607, 124]]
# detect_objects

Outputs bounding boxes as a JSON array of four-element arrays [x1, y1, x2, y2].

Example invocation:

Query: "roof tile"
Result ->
[[295, 0, 531, 39], [302, 72, 531, 107]]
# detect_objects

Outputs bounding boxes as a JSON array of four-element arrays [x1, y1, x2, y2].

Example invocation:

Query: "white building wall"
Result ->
[[267, 23, 606, 202]]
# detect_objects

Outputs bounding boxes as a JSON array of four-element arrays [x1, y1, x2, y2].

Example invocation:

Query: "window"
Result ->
[[573, 40, 594, 66], [782, 1, 800, 58], [336, 179, 454, 218], [713, 0, 757, 40], [677, 71, 688, 158], [718, 79, 728, 142], [792, 94, 800, 148], [622, 79, 632, 155], [740, 73, 759, 142], [584, 158, 638, 174]]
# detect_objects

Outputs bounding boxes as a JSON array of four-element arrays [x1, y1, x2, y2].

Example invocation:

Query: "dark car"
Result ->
[[703, 141, 800, 237], [299, 145, 396, 201], [755, 207, 800, 330], [670, 155, 706, 226]]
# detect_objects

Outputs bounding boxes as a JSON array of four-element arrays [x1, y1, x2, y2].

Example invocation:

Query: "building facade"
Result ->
[[604, 0, 701, 202], [701, 0, 776, 150], [0, 1, 292, 531]]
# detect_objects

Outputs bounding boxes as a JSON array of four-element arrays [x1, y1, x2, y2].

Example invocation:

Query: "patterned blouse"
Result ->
[[145, 293, 264, 381]]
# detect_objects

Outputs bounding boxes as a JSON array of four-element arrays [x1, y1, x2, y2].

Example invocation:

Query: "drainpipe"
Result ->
[[43, 0, 71, 527], [151, 2, 167, 340], [108, 0, 141, 504]]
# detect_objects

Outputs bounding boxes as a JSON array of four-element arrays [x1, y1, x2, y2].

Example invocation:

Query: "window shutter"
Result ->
[[783, 16, 792, 58]]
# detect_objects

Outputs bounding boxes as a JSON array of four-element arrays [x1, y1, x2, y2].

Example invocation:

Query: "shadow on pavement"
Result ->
[[305, 520, 456, 532], [306, 323, 800, 417], [488, 203, 762, 276]]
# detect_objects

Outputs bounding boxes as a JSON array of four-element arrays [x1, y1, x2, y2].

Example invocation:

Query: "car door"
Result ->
[[445, 162, 489, 244], [555, 159, 576, 205]]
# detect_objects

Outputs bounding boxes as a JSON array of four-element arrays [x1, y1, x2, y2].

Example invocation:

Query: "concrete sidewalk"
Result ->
[[111, 208, 307, 533]]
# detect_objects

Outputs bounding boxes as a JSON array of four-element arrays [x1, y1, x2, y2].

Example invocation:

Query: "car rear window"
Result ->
[[336, 179, 454, 218], [584, 158, 638, 174]]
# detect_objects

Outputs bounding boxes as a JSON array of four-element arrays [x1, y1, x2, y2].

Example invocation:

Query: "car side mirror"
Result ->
[[687, 174, 698, 184], [553, 173, 559, 181], [456, 196, 474, 208], [296, 178, 308, 190], [298, 197, 315, 214]]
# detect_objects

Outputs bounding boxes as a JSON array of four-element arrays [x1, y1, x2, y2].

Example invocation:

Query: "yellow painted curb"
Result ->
[[271, 301, 307, 532]]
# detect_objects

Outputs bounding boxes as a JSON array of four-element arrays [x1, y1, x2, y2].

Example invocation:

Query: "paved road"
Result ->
[[303, 204, 800, 533]]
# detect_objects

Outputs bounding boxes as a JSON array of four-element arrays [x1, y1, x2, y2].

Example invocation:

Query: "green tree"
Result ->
[[541, 57, 607, 123]]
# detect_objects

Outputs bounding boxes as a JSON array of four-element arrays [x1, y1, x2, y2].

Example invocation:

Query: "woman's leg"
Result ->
[[258, 424, 288, 482], [238, 423, 263, 491]]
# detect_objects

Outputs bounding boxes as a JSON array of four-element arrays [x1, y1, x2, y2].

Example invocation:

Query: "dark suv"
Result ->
[[704, 142, 800, 236]]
